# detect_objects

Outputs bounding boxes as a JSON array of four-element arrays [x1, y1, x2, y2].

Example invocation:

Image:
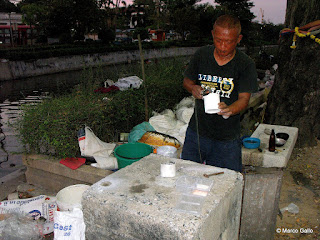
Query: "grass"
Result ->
[[17, 57, 190, 158]]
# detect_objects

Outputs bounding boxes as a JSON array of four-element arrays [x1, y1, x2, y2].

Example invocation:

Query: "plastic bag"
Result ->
[[0, 195, 57, 221], [1, 214, 43, 240], [78, 126, 117, 170], [113, 76, 143, 91], [175, 107, 193, 124], [149, 114, 177, 133], [128, 122, 155, 143], [280, 203, 299, 214], [91, 155, 118, 169], [174, 97, 195, 110], [157, 146, 177, 158], [78, 126, 115, 157], [54, 208, 85, 240]]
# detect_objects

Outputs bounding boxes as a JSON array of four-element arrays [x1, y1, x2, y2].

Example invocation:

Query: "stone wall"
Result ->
[[0, 47, 199, 81]]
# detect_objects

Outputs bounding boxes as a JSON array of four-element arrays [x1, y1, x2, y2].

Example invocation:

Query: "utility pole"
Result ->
[[156, 0, 160, 29], [260, 8, 264, 24], [8, 12, 14, 47]]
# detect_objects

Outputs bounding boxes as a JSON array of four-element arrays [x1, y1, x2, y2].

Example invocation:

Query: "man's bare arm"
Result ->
[[183, 77, 203, 99], [218, 92, 251, 116]]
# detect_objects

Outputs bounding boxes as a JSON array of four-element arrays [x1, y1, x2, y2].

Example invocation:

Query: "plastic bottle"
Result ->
[[269, 129, 276, 152]]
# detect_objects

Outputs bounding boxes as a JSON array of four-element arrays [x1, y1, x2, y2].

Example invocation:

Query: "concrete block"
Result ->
[[83, 154, 243, 240], [22, 154, 113, 192], [242, 123, 298, 168]]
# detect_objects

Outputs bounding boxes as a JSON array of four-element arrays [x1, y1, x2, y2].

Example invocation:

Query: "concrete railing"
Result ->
[[0, 47, 200, 81]]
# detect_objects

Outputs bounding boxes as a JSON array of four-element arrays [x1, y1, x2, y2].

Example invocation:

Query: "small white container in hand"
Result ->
[[203, 93, 220, 114]]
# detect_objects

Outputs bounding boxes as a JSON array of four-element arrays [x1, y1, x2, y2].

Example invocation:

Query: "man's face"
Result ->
[[212, 25, 242, 58]]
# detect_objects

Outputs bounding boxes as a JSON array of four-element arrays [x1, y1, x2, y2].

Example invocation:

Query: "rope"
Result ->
[[280, 20, 320, 49]]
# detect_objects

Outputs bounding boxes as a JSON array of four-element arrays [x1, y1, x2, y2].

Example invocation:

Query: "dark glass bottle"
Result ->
[[269, 129, 276, 152]]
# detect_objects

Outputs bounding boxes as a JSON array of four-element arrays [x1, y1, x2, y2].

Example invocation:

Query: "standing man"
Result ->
[[181, 15, 258, 172]]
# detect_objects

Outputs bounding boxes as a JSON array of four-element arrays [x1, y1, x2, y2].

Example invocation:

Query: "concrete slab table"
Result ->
[[242, 123, 299, 168], [240, 123, 299, 240], [82, 154, 244, 240]]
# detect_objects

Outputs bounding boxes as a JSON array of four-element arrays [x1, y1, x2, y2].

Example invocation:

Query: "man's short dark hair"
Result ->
[[213, 15, 241, 35]]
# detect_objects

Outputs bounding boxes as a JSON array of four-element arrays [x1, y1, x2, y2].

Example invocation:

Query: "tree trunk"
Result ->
[[264, 0, 320, 147]]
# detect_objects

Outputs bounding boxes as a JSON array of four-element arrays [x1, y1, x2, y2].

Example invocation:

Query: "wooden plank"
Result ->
[[239, 167, 283, 240]]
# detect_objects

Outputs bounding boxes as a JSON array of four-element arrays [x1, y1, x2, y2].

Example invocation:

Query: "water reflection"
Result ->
[[0, 70, 85, 103], [0, 70, 84, 178], [0, 62, 146, 178]]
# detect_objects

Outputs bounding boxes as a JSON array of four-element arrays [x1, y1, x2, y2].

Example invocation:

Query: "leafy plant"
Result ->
[[16, 57, 190, 158]]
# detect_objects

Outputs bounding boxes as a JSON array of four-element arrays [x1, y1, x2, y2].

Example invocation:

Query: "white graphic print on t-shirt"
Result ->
[[198, 74, 234, 98]]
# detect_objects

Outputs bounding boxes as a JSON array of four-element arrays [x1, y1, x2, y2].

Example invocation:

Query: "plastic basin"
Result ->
[[242, 137, 260, 149], [56, 184, 90, 211], [114, 142, 153, 169]]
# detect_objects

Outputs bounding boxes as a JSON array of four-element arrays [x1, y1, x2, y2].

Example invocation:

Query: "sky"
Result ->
[[251, 0, 287, 24], [10, 0, 287, 25], [123, 0, 287, 25], [202, 0, 287, 25]]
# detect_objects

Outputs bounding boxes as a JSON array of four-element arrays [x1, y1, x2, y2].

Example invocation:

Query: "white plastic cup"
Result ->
[[203, 93, 220, 114], [161, 162, 176, 177]]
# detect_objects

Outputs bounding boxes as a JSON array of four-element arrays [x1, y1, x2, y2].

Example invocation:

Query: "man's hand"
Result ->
[[218, 102, 232, 117], [191, 85, 204, 99], [218, 92, 251, 117], [183, 77, 203, 99]]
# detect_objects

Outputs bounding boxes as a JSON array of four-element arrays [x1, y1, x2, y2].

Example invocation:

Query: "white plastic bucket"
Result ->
[[56, 184, 90, 211]]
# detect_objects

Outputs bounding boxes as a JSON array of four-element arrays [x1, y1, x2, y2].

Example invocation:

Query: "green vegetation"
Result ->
[[17, 57, 190, 158], [16, 45, 278, 158]]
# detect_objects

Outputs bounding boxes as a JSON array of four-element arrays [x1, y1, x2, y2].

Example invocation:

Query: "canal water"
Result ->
[[0, 57, 188, 180], [0, 59, 151, 179], [0, 70, 91, 179]]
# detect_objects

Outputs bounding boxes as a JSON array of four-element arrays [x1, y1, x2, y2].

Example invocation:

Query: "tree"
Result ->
[[132, 0, 163, 29], [163, 0, 200, 40], [72, 0, 100, 40], [97, 0, 124, 30], [250, 22, 285, 46], [193, 4, 220, 41], [214, 0, 255, 46], [19, 0, 101, 41], [264, 0, 320, 147], [132, 27, 149, 39], [20, 3, 48, 41], [98, 28, 115, 43], [168, 5, 199, 40], [0, 0, 18, 12]]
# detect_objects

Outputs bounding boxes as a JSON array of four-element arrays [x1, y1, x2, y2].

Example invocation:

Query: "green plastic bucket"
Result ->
[[114, 142, 153, 169]]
